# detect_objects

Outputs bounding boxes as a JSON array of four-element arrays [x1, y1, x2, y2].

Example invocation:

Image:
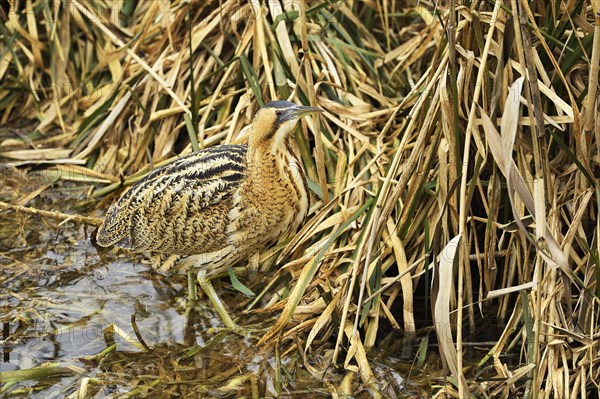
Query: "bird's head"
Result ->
[[248, 100, 323, 150]]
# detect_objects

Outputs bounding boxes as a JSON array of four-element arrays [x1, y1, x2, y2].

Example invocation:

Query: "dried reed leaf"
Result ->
[[0, 148, 72, 160], [385, 218, 414, 335], [486, 282, 537, 300], [432, 233, 469, 393], [304, 288, 342, 352], [480, 80, 570, 275]]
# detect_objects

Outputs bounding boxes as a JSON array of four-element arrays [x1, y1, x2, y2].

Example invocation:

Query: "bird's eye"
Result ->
[[275, 110, 283, 116]]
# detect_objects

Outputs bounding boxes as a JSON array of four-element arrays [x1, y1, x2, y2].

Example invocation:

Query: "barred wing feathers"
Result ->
[[96, 145, 247, 254]]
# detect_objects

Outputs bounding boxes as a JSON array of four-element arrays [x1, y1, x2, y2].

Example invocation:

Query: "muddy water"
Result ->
[[0, 215, 273, 396]]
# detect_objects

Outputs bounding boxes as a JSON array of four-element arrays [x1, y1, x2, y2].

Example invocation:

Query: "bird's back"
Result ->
[[96, 145, 247, 255]]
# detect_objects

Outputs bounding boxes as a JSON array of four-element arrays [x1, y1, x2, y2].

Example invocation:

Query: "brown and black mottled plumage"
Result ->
[[96, 101, 322, 274]]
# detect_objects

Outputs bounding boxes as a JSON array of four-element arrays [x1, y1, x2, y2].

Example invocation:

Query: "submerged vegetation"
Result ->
[[1, 0, 599, 397]]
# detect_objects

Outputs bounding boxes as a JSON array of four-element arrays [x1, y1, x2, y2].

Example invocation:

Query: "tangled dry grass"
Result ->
[[1, 0, 599, 397]]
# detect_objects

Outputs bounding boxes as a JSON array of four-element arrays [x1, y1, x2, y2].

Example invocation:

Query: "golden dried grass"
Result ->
[[1, 0, 599, 397]]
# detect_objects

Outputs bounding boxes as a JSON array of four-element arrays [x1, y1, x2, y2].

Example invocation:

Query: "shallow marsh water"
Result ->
[[0, 181, 418, 398]]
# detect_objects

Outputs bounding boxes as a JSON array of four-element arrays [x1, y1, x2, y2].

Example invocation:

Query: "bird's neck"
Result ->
[[244, 140, 309, 227], [247, 142, 283, 173], [246, 140, 301, 184]]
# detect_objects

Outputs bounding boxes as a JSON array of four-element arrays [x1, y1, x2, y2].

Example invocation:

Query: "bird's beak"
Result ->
[[282, 105, 324, 121]]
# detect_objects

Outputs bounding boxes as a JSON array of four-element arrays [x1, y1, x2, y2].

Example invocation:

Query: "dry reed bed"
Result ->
[[1, 0, 599, 397]]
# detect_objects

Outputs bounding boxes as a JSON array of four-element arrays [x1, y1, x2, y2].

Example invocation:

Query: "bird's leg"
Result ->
[[196, 270, 265, 335], [185, 270, 197, 312], [197, 270, 237, 330]]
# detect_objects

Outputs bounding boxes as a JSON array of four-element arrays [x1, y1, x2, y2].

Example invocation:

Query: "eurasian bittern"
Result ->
[[96, 100, 323, 330]]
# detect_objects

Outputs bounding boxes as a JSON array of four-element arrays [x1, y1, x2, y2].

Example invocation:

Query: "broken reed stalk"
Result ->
[[0, 201, 102, 226]]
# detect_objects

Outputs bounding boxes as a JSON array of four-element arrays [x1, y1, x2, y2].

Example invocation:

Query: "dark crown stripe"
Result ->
[[263, 100, 295, 109]]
